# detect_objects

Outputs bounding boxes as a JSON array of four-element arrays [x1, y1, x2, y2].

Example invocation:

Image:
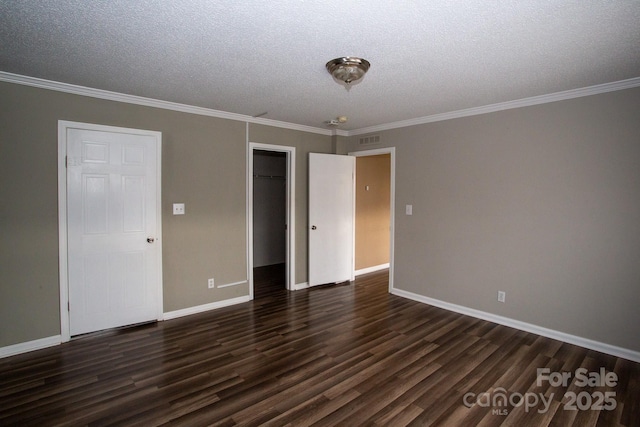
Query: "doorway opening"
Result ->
[[351, 148, 395, 291], [253, 150, 286, 296], [248, 143, 296, 298]]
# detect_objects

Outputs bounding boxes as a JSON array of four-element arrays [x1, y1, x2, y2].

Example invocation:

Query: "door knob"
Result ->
[[147, 237, 155, 243], [311, 225, 317, 230]]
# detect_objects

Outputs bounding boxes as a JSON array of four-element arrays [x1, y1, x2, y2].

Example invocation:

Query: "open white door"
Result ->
[[308, 153, 355, 287], [65, 125, 161, 336]]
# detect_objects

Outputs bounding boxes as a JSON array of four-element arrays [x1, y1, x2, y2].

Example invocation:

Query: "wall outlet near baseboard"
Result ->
[[208, 278, 215, 289], [173, 203, 185, 215], [497, 291, 506, 303]]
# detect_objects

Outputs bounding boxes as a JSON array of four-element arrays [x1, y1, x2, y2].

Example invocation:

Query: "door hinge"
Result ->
[[65, 156, 68, 168], [68, 301, 70, 311]]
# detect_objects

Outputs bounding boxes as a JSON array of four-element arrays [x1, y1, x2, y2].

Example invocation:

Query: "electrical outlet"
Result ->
[[208, 278, 215, 289], [173, 203, 185, 215], [497, 291, 506, 303]]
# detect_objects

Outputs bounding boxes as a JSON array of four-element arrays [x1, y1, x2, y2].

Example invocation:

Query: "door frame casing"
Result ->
[[248, 142, 296, 295], [58, 120, 163, 342], [349, 147, 396, 293]]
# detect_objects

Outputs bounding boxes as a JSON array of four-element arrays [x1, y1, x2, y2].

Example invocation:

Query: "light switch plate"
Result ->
[[406, 204, 413, 215], [173, 203, 185, 215], [498, 291, 506, 303]]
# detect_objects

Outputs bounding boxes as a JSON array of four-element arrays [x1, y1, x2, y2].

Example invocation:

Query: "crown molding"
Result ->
[[0, 71, 333, 136], [2, 71, 639, 138], [332, 129, 350, 137], [348, 77, 640, 136]]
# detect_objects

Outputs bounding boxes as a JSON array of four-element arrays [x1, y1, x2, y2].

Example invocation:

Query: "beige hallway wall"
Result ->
[[355, 154, 391, 271]]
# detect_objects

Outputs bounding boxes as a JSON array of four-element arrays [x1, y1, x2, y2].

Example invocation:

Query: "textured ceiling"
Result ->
[[1, 1, 639, 131]]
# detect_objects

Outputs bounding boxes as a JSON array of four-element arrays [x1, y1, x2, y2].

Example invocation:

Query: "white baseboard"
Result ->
[[355, 263, 390, 276], [163, 295, 251, 320], [7, 289, 637, 364], [0, 335, 62, 359], [292, 282, 309, 290], [216, 280, 247, 289], [2, 295, 253, 358], [391, 287, 640, 363]]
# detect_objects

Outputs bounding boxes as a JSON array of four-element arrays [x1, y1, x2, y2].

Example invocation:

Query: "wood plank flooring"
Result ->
[[1, 267, 639, 426]]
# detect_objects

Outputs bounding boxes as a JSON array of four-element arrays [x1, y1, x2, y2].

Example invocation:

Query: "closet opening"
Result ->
[[252, 149, 288, 297]]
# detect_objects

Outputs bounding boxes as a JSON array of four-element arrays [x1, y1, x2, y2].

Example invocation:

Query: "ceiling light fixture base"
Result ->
[[325, 116, 348, 127], [326, 57, 370, 85]]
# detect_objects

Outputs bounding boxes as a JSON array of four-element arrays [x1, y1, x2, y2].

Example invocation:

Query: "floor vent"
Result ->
[[359, 135, 381, 145]]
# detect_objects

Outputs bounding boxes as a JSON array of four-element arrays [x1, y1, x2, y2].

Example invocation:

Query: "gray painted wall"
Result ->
[[347, 87, 640, 352], [0, 81, 332, 347], [2, 79, 639, 355]]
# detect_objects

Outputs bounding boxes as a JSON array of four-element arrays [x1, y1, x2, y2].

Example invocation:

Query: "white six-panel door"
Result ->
[[66, 127, 160, 336], [308, 153, 355, 286]]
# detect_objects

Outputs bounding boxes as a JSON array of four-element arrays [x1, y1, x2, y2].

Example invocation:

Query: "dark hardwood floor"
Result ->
[[252, 263, 287, 299], [1, 269, 639, 426]]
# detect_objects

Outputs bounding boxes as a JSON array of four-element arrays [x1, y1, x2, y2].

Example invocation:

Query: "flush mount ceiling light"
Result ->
[[326, 57, 370, 85]]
